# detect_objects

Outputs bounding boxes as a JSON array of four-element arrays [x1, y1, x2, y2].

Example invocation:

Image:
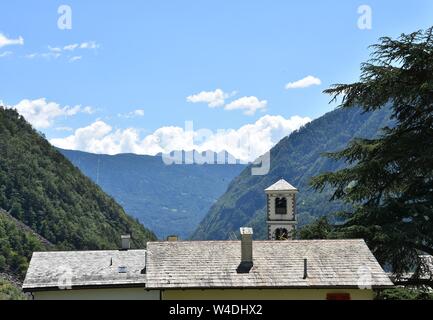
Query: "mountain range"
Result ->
[[191, 106, 393, 240], [59, 149, 245, 239], [0, 103, 393, 285]]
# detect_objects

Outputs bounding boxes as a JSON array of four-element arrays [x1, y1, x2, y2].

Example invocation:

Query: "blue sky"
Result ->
[[1, 0, 432, 161]]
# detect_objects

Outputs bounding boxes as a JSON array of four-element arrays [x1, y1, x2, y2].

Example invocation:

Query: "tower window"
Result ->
[[275, 197, 287, 215], [275, 228, 289, 241]]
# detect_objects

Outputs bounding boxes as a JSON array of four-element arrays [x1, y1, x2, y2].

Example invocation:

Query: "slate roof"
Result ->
[[145, 239, 393, 289], [23, 250, 147, 291], [265, 179, 298, 192], [23, 240, 393, 291]]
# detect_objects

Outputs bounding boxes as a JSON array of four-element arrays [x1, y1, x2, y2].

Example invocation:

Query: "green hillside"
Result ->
[[0, 107, 156, 279], [0, 209, 48, 278], [0, 276, 27, 300], [192, 106, 393, 240]]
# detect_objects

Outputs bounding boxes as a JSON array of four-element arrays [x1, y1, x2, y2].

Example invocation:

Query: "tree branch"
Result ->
[[393, 278, 433, 287]]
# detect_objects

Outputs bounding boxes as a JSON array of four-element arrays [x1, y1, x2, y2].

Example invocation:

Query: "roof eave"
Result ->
[[22, 282, 149, 293], [146, 284, 395, 290], [264, 189, 298, 193]]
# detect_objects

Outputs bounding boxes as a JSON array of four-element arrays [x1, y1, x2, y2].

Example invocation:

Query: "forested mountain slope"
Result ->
[[0, 107, 156, 279], [192, 106, 393, 240]]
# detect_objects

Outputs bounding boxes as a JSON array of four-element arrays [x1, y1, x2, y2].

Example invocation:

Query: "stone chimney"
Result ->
[[121, 235, 131, 250], [237, 227, 254, 273]]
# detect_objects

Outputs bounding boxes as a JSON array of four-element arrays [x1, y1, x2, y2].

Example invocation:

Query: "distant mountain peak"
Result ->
[[60, 148, 245, 239], [160, 149, 243, 165]]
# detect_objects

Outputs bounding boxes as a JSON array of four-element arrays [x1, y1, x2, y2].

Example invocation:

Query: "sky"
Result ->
[[1, 0, 432, 162]]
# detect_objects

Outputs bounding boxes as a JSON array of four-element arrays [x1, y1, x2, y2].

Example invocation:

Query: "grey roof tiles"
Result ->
[[145, 239, 392, 289], [23, 239, 393, 291], [23, 250, 147, 291]]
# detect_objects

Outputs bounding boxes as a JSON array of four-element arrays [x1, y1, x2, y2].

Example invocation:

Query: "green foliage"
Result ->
[[377, 288, 433, 300], [297, 217, 333, 240], [0, 107, 156, 278], [311, 27, 433, 284], [0, 212, 46, 277], [192, 106, 392, 240], [0, 277, 27, 300], [60, 149, 244, 239]]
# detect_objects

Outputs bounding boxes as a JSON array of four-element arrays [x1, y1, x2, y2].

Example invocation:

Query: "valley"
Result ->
[[60, 149, 245, 239]]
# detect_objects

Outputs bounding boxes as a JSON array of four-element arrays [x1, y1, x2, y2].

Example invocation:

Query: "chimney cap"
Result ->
[[167, 235, 179, 242], [240, 227, 253, 235]]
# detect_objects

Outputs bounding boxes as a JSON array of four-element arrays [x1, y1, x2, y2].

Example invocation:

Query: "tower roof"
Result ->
[[265, 179, 297, 192]]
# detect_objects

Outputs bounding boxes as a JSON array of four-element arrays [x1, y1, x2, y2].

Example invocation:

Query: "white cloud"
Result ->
[[55, 127, 74, 132], [187, 90, 267, 115], [187, 89, 231, 108], [186, 89, 268, 115], [63, 44, 79, 51], [50, 115, 311, 162], [7, 98, 94, 129], [25, 52, 61, 60], [69, 56, 82, 63], [63, 41, 99, 52], [80, 41, 99, 50], [285, 75, 322, 89], [82, 106, 95, 114], [24, 41, 99, 62], [48, 46, 62, 53], [25, 53, 38, 59], [0, 51, 12, 58], [133, 109, 145, 117], [43, 52, 61, 59], [0, 33, 24, 48], [224, 96, 267, 115], [51, 121, 144, 155], [118, 109, 145, 118]]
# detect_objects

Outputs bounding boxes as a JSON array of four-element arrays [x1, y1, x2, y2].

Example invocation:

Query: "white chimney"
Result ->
[[121, 235, 131, 250], [237, 228, 254, 273]]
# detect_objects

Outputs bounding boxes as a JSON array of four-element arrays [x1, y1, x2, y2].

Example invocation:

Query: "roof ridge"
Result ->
[[265, 179, 298, 191], [148, 239, 366, 244]]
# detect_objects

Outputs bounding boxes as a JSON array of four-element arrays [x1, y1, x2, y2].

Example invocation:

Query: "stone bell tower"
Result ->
[[265, 179, 298, 240]]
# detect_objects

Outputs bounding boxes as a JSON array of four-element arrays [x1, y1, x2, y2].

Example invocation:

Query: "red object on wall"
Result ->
[[326, 293, 351, 300]]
